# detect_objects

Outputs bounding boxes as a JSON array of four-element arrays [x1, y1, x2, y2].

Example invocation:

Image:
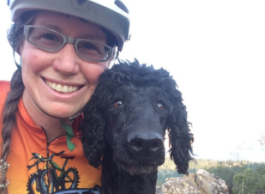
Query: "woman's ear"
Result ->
[[18, 40, 25, 55]]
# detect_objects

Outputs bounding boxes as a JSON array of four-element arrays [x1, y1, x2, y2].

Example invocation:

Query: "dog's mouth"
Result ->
[[117, 162, 159, 175], [114, 154, 165, 175]]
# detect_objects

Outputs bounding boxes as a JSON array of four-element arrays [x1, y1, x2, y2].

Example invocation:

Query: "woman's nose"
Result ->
[[52, 44, 80, 75]]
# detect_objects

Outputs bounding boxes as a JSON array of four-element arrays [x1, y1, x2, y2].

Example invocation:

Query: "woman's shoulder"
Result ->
[[0, 81, 10, 91], [0, 81, 11, 109], [0, 81, 10, 138]]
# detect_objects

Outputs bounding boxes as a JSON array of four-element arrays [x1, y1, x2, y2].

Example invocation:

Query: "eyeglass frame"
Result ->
[[23, 25, 117, 62]]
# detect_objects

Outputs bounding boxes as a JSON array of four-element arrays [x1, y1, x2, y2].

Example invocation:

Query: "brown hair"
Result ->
[[0, 10, 118, 193], [0, 11, 36, 193]]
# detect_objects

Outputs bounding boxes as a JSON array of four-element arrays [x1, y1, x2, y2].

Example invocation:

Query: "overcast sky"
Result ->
[[1, 0, 265, 161]]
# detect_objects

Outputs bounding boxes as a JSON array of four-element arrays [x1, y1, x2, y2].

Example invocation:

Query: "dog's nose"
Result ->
[[127, 132, 164, 157]]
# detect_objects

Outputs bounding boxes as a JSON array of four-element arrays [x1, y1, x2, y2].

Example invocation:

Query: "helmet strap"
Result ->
[[12, 23, 22, 71], [60, 120, 76, 151], [32, 97, 78, 151]]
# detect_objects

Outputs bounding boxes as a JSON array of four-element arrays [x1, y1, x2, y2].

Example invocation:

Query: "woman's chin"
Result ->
[[40, 106, 80, 120]]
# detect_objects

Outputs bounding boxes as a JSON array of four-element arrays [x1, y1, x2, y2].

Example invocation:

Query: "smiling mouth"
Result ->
[[45, 80, 81, 93]]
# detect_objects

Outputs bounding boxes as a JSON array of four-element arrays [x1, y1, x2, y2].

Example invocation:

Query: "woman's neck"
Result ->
[[22, 92, 72, 143]]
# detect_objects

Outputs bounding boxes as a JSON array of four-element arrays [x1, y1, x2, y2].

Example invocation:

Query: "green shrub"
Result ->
[[205, 161, 248, 192], [157, 168, 196, 186], [233, 166, 265, 194]]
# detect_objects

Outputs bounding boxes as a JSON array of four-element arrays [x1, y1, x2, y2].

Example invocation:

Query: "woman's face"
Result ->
[[20, 11, 111, 119]]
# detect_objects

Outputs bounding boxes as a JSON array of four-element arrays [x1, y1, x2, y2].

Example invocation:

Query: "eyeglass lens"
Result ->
[[26, 26, 112, 62]]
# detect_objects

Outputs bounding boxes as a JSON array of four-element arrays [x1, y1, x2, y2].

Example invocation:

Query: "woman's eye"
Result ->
[[80, 42, 97, 50], [114, 100, 123, 108], [78, 41, 106, 55], [41, 33, 60, 42], [78, 42, 101, 53], [30, 30, 62, 45], [157, 102, 164, 111]]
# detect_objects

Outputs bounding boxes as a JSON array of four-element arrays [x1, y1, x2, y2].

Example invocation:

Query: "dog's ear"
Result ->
[[167, 89, 194, 175], [79, 96, 105, 168]]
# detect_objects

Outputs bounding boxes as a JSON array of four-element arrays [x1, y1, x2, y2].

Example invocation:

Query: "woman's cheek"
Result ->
[[82, 63, 108, 84]]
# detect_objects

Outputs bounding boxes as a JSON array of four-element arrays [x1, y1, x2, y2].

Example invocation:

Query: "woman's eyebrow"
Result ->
[[41, 24, 62, 32], [80, 34, 104, 41], [38, 24, 104, 41]]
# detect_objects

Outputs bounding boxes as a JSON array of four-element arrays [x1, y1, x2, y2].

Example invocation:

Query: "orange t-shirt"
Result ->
[[0, 81, 101, 194]]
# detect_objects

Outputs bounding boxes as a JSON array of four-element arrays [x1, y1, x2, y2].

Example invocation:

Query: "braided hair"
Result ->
[[0, 11, 36, 194]]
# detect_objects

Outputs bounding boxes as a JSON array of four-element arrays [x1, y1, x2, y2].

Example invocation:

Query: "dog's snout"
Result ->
[[127, 132, 163, 157]]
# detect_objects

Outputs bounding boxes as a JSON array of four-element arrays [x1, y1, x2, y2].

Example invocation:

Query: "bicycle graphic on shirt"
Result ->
[[27, 151, 80, 194]]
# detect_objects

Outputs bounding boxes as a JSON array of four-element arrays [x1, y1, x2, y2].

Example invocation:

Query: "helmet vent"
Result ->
[[115, 0, 129, 13], [77, 0, 86, 6]]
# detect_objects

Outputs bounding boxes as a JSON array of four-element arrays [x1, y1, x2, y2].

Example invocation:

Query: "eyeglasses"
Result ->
[[24, 25, 116, 62]]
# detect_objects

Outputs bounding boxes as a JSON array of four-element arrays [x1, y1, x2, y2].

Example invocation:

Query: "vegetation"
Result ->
[[233, 166, 265, 194], [157, 158, 265, 194]]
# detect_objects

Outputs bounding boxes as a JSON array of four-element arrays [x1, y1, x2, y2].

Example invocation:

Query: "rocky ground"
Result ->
[[156, 169, 228, 194]]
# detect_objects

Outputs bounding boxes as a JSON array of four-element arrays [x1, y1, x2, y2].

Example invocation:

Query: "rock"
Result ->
[[156, 169, 228, 194]]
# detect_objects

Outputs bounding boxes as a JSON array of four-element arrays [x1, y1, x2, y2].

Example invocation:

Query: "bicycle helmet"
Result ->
[[7, 0, 130, 51]]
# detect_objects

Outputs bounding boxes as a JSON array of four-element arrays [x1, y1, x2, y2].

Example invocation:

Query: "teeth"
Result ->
[[62, 85, 68, 93], [56, 84, 62, 92], [51, 83, 56, 90], [45, 80, 79, 93]]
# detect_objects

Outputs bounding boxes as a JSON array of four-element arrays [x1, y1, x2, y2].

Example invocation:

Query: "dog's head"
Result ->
[[79, 60, 193, 175]]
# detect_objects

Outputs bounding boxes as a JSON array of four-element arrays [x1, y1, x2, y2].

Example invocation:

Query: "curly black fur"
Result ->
[[79, 60, 193, 194]]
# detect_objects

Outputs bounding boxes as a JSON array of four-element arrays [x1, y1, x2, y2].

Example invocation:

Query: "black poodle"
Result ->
[[79, 60, 193, 194]]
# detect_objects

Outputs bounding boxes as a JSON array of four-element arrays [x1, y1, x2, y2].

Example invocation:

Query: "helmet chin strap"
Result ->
[[33, 99, 82, 120], [12, 23, 22, 70], [32, 98, 81, 152]]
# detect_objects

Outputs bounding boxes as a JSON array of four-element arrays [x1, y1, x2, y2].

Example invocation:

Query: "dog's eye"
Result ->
[[114, 100, 123, 108], [157, 102, 164, 111]]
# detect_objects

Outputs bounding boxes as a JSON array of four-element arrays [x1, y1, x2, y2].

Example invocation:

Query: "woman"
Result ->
[[0, 0, 130, 193]]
